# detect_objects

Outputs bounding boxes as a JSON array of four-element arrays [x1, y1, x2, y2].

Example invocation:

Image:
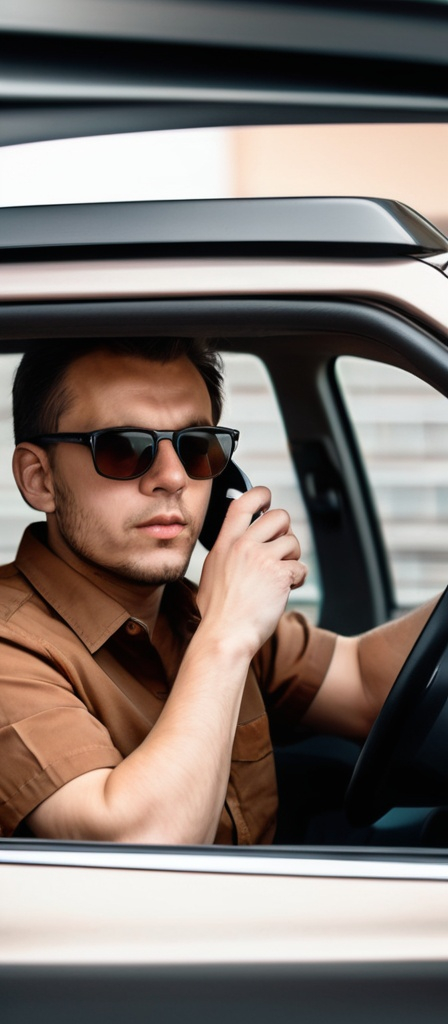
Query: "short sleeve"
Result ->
[[0, 642, 122, 837], [252, 610, 337, 734]]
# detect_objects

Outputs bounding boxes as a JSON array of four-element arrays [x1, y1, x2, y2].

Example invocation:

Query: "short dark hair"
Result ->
[[13, 338, 225, 443]]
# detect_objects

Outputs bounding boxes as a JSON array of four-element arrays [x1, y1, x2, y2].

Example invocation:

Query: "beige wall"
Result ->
[[228, 124, 448, 235]]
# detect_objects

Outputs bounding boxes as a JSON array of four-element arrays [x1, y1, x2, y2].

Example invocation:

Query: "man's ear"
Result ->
[[12, 444, 56, 513]]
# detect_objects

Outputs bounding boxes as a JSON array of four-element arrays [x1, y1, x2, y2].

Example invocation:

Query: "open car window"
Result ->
[[336, 357, 448, 611]]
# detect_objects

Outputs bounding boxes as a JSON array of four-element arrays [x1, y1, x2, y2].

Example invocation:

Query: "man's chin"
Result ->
[[107, 551, 193, 587], [56, 527, 196, 588]]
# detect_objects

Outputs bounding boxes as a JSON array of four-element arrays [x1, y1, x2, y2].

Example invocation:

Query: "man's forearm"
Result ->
[[302, 595, 440, 739], [356, 595, 440, 723], [101, 626, 252, 843], [28, 625, 252, 844]]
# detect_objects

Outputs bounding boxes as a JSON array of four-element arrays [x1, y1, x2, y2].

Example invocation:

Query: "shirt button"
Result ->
[[126, 620, 142, 636]]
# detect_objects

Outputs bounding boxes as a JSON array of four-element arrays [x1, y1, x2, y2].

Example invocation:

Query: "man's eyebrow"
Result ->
[[183, 419, 214, 428], [103, 420, 215, 430]]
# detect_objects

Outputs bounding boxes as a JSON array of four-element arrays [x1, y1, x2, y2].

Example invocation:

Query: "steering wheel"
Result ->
[[345, 586, 448, 827]]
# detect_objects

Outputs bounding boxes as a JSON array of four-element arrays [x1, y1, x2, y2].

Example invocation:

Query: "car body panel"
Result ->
[[2, 196, 446, 253], [2, 256, 448, 334], [2, 847, 448, 965], [2, 198, 447, 342]]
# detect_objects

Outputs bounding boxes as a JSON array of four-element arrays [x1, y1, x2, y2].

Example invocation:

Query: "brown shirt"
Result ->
[[0, 524, 337, 842]]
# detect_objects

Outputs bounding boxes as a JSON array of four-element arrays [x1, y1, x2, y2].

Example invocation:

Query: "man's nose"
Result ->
[[139, 438, 188, 493]]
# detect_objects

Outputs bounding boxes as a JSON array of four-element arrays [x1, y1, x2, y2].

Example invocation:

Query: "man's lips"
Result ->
[[136, 516, 186, 539]]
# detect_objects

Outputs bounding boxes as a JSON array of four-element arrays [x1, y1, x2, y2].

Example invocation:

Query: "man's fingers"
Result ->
[[289, 561, 309, 590], [209, 484, 307, 590], [219, 485, 272, 540], [265, 535, 308, 588], [268, 531, 303, 562], [247, 506, 297, 545]]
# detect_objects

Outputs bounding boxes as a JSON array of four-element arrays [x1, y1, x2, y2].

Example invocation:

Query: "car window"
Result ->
[[0, 354, 46, 566], [0, 351, 322, 619], [336, 356, 448, 610]]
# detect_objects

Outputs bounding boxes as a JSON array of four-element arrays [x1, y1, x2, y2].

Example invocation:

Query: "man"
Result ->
[[0, 338, 436, 844]]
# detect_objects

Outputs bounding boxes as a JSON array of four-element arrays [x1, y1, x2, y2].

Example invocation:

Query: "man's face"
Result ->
[[45, 351, 214, 587]]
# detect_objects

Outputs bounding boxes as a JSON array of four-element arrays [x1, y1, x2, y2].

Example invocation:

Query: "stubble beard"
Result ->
[[52, 477, 196, 587]]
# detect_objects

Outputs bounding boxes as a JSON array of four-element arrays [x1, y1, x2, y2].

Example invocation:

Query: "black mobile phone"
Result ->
[[199, 460, 253, 550]]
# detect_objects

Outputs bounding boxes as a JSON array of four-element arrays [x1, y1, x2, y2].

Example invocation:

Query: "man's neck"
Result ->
[[46, 524, 166, 636], [84, 571, 165, 637]]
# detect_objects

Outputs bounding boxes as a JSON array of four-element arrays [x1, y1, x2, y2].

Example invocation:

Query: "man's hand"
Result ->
[[197, 486, 308, 659]]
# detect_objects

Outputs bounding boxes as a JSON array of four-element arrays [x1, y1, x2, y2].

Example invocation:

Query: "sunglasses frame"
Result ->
[[28, 426, 240, 481]]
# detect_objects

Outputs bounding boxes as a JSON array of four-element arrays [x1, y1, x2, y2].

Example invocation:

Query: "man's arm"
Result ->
[[27, 486, 306, 845], [300, 597, 439, 738]]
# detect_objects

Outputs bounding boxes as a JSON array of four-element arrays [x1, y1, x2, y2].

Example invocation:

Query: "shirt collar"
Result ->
[[16, 523, 200, 654]]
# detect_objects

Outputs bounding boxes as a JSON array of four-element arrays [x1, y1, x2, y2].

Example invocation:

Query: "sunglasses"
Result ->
[[29, 426, 240, 481]]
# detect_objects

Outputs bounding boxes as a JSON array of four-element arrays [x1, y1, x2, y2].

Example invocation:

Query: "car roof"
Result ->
[[2, 196, 447, 260]]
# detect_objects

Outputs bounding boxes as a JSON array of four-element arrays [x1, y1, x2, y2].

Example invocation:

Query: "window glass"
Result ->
[[336, 357, 448, 608], [0, 355, 46, 565], [0, 352, 321, 618], [213, 353, 321, 618]]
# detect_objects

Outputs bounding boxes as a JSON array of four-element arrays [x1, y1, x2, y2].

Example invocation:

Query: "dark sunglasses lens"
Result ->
[[94, 431, 155, 478], [178, 430, 232, 479]]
